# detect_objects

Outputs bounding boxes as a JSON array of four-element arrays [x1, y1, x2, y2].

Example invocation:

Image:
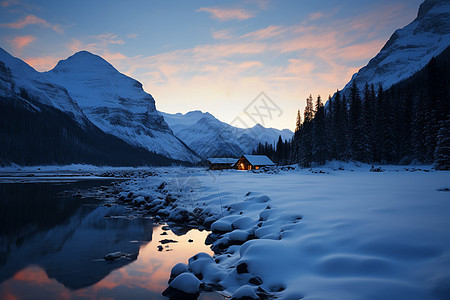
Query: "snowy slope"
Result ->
[[340, 0, 450, 97], [44, 51, 199, 163], [162, 111, 293, 158], [0, 48, 88, 124]]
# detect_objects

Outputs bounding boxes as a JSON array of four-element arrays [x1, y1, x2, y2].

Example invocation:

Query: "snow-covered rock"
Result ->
[[338, 0, 450, 99], [169, 263, 189, 283], [162, 110, 293, 158], [231, 285, 259, 300], [165, 272, 201, 295]]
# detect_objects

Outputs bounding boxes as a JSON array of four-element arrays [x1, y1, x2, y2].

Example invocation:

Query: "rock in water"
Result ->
[[169, 263, 189, 283], [162, 272, 201, 299], [104, 251, 127, 261]]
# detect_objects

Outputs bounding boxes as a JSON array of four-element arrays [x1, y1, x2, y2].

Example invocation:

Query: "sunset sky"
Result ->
[[0, 0, 423, 130]]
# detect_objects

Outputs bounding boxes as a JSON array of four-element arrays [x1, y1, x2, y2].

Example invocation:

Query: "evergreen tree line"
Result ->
[[290, 46, 450, 169], [0, 93, 182, 166], [252, 135, 292, 164]]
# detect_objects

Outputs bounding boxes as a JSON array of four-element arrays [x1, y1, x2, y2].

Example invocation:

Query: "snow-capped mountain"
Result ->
[[0, 48, 199, 165], [162, 110, 293, 158], [340, 0, 450, 96], [44, 51, 199, 163], [0, 48, 88, 124]]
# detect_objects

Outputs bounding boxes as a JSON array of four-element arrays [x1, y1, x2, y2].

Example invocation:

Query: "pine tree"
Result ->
[[412, 90, 427, 162], [290, 110, 302, 163], [380, 86, 397, 163], [312, 95, 327, 164], [349, 81, 363, 161], [276, 135, 284, 163], [434, 117, 450, 170], [361, 83, 375, 162], [300, 95, 314, 167]]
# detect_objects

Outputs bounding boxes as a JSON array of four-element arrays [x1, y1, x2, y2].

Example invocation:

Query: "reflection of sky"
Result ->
[[0, 0, 423, 130], [0, 226, 219, 299]]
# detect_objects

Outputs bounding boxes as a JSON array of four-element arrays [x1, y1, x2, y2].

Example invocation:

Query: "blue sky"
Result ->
[[0, 0, 423, 130]]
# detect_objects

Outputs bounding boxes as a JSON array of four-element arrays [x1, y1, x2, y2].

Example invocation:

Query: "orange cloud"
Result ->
[[334, 39, 386, 61], [197, 7, 253, 21], [0, 15, 63, 33], [8, 35, 35, 50]]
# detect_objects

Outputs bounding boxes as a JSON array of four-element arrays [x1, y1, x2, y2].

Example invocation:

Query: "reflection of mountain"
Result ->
[[0, 181, 154, 290]]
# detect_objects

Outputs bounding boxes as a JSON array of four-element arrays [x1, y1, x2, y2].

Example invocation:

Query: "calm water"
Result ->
[[0, 180, 221, 300]]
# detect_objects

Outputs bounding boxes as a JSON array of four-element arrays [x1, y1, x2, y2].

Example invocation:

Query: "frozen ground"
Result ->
[[113, 163, 450, 300], [2, 163, 449, 299]]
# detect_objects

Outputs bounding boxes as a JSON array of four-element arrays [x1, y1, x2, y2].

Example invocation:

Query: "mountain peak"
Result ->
[[417, 0, 447, 19], [334, 0, 450, 102], [51, 50, 116, 74], [0, 47, 37, 76]]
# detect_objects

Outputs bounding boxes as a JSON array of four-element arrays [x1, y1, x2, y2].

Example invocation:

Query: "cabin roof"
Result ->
[[207, 158, 238, 164], [242, 155, 275, 166]]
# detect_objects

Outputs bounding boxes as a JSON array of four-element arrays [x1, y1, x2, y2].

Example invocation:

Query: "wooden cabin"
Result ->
[[235, 155, 275, 170], [207, 158, 238, 170]]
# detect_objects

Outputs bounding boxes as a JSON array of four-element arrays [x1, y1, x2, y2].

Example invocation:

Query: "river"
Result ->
[[0, 179, 222, 299]]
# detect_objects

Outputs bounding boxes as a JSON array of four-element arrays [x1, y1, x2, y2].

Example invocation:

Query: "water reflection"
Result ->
[[0, 180, 222, 299]]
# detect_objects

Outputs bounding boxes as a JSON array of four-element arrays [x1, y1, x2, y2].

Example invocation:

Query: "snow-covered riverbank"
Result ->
[[115, 164, 449, 300], [3, 164, 449, 299]]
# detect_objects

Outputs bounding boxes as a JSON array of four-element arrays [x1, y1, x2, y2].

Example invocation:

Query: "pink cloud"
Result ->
[[241, 25, 286, 40], [247, 0, 270, 10], [0, 15, 63, 33], [212, 29, 234, 40], [67, 38, 84, 52], [8, 35, 35, 50], [192, 42, 266, 58], [24, 56, 60, 71], [1, 0, 19, 7], [92, 33, 124, 45], [348, 3, 406, 34], [67, 34, 125, 56], [127, 33, 138, 39], [334, 39, 386, 61], [236, 61, 263, 69], [197, 7, 253, 21], [308, 12, 324, 21]]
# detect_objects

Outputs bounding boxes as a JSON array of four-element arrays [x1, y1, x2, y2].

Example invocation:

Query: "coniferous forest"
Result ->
[[255, 46, 450, 169]]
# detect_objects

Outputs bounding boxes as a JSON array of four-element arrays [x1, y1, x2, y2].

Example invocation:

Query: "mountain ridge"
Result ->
[[162, 110, 293, 158]]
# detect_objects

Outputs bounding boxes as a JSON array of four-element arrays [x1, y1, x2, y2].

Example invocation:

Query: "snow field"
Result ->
[[116, 165, 449, 299]]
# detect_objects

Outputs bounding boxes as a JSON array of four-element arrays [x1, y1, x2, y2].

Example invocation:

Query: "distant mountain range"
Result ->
[[0, 48, 292, 166], [1, 0, 448, 166], [162, 111, 293, 158]]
